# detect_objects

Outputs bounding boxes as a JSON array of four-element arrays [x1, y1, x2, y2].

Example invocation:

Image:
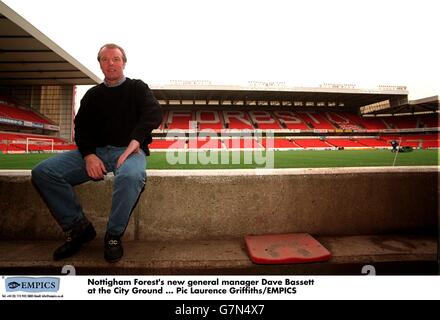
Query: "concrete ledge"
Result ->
[[0, 235, 436, 275], [0, 167, 438, 241]]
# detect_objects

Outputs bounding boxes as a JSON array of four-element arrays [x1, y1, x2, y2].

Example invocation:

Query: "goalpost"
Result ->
[[26, 137, 54, 153]]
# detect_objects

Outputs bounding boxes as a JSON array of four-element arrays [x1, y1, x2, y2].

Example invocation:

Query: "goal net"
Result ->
[[26, 137, 54, 153]]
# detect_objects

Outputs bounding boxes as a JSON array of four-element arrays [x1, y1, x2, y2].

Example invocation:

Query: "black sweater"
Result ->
[[74, 78, 162, 157]]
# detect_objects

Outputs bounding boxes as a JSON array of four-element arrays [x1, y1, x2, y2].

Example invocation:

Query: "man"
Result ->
[[391, 140, 399, 152], [32, 43, 162, 262]]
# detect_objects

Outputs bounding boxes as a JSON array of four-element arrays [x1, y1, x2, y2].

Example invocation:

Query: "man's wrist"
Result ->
[[84, 154, 96, 160]]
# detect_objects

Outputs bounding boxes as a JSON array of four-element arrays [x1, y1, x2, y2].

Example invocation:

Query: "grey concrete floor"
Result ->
[[0, 234, 437, 275]]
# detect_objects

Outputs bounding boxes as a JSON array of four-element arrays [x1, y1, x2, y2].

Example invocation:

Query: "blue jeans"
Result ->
[[31, 146, 146, 235]]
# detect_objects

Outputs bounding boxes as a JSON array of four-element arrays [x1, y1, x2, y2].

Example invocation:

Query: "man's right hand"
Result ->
[[84, 154, 107, 179]]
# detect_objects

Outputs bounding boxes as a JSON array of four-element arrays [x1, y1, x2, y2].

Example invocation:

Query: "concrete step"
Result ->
[[0, 168, 438, 241], [0, 234, 437, 275]]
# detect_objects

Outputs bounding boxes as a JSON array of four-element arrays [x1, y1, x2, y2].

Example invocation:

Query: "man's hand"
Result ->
[[116, 139, 141, 169], [84, 154, 107, 179]]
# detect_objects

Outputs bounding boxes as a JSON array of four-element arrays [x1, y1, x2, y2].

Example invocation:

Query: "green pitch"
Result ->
[[0, 149, 438, 170]]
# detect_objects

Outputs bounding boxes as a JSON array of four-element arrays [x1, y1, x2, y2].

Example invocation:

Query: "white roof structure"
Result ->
[[0, 1, 100, 85]]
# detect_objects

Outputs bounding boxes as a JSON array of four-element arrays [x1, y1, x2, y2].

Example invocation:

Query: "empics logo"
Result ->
[[5, 277, 60, 293]]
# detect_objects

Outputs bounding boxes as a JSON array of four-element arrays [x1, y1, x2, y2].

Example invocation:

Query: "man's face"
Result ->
[[99, 47, 126, 82]]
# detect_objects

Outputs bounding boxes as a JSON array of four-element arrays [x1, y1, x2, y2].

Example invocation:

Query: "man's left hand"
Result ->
[[116, 139, 141, 169]]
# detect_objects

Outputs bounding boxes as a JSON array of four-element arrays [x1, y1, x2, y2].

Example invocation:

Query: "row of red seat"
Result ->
[[160, 110, 439, 131], [1, 135, 438, 153], [0, 143, 77, 153], [0, 103, 53, 125], [0, 132, 67, 143], [149, 135, 439, 150], [1, 100, 438, 132], [0, 131, 75, 153]]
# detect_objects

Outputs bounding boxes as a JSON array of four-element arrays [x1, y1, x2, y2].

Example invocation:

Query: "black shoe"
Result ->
[[53, 223, 96, 261], [104, 233, 123, 263]]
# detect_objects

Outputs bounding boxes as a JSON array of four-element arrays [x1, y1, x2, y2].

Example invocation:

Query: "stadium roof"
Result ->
[[151, 83, 409, 110], [366, 95, 440, 115], [0, 1, 100, 86]]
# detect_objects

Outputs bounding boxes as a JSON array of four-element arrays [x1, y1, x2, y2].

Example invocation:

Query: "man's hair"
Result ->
[[97, 43, 127, 62]]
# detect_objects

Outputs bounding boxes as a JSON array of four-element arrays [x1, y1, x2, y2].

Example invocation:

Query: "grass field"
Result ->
[[0, 149, 438, 170]]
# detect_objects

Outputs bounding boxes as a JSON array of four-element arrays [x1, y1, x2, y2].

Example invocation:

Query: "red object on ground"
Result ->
[[245, 233, 331, 264]]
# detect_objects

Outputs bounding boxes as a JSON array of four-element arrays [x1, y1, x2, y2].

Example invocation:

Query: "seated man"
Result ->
[[32, 43, 162, 263]]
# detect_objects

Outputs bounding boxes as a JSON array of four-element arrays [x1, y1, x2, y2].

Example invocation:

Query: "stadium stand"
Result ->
[[223, 138, 263, 150], [325, 138, 368, 149], [345, 114, 388, 130], [151, 107, 439, 151], [422, 140, 440, 148], [149, 139, 184, 150], [166, 110, 194, 130], [190, 138, 224, 150], [325, 112, 364, 131], [0, 131, 75, 153], [293, 138, 333, 149], [196, 110, 224, 131], [295, 111, 336, 130], [248, 110, 282, 130], [272, 111, 310, 130], [383, 115, 419, 129], [222, 110, 254, 130], [419, 113, 439, 128], [0, 102, 53, 124], [157, 110, 168, 130], [259, 138, 300, 149], [2, 92, 438, 153], [356, 138, 390, 148]]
